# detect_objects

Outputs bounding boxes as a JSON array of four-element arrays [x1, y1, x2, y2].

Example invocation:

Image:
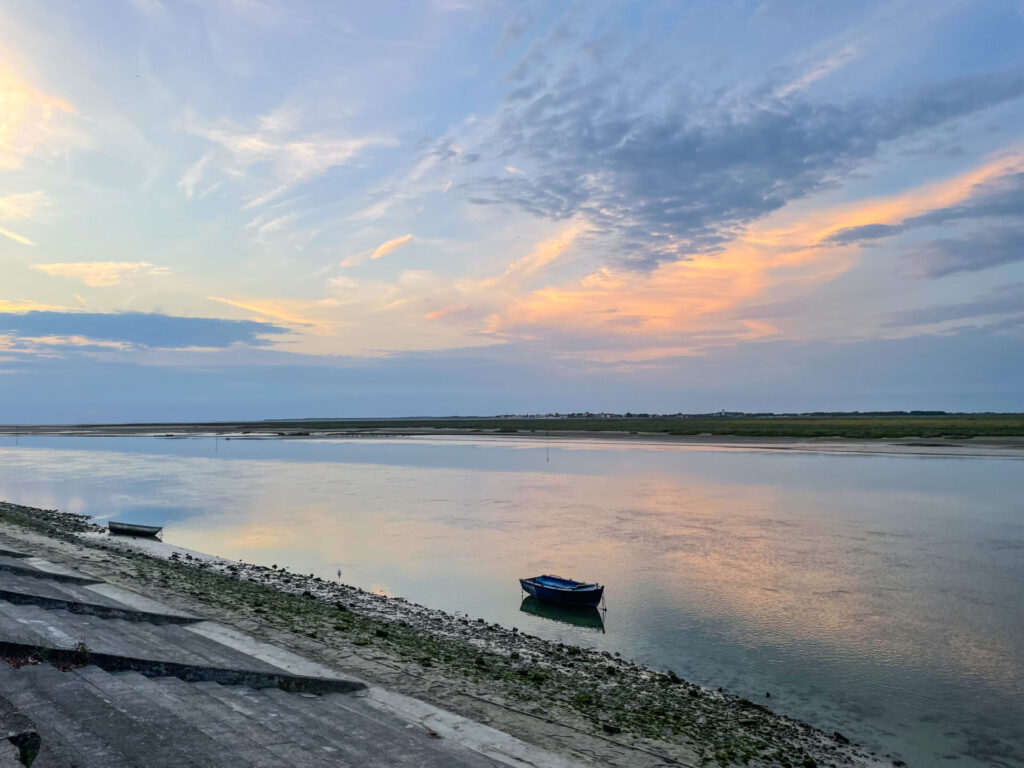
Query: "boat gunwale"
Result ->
[[520, 574, 602, 593]]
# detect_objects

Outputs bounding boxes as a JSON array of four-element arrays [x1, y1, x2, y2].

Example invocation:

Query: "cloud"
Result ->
[[0, 299, 65, 313], [0, 190, 47, 245], [825, 223, 904, 245], [459, 154, 1024, 360], [908, 228, 1024, 278], [0, 66, 77, 170], [478, 227, 579, 290], [371, 233, 414, 260], [829, 168, 1024, 242], [187, 107, 397, 207], [424, 304, 469, 320], [178, 154, 211, 199], [250, 212, 299, 238], [495, 4, 534, 55], [821, 165, 1024, 277], [208, 295, 339, 331], [444, 40, 1024, 266], [0, 311, 289, 349], [884, 284, 1024, 328], [16, 335, 132, 351], [340, 233, 416, 267], [0, 225, 32, 246], [0, 191, 46, 220], [32, 262, 171, 287], [157, 154, 1024, 365], [775, 44, 860, 97]]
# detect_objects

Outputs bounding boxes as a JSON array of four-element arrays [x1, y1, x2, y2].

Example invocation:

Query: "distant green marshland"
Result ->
[[34, 412, 1024, 440]]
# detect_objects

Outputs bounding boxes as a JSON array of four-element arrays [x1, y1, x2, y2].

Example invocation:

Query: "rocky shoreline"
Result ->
[[0, 500, 894, 768]]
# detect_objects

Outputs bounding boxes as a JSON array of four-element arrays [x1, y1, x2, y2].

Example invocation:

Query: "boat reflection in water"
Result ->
[[519, 596, 605, 633]]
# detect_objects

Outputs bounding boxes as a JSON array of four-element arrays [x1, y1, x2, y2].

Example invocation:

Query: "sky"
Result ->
[[1, 0, 1023, 421]]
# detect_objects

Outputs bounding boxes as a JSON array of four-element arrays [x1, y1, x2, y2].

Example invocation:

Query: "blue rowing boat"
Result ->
[[519, 574, 604, 607]]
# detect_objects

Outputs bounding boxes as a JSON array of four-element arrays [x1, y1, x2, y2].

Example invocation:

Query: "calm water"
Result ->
[[0, 435, 1021, 767]]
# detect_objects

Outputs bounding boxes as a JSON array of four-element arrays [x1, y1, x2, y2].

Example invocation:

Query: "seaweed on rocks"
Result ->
[[0, 501, 102, 539]]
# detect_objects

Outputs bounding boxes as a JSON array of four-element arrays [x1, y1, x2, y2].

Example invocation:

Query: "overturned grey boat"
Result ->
[[107, 521, 163, 538]]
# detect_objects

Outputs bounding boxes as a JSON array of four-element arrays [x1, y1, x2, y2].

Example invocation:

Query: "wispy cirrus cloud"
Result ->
[[207, 295, 340, 331], [775, 44, 861, 98], [0, 190, 46, 220], [32, 262, 171, 287], [177, 153, 210, 199], [0, 65, 77, 171], [0, 225, 33, 246], [371, 233, 414, 260], [340, 233, 415, 267], [183, 106, 397, 208], [423, 303, 469, 320], [0, 190, 47, 245]]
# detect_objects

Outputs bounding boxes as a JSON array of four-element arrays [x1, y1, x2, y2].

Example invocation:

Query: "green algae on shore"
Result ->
[[0, 500, 881, 768]]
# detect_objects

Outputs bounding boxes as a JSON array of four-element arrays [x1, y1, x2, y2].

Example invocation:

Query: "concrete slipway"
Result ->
[[0, 541, 585, 768]]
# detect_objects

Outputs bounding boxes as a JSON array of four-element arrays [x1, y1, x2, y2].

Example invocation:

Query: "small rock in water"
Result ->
[[766, 691, 771, 698], [833, 731, 850, 744]]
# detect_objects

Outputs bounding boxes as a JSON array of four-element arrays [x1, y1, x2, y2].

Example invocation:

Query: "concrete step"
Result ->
[[96, 615, 291, 673], [0, 687, 40, 767], [0, 663, 135, 768], [141, 675, 288, 768], [22, 663, 210, 768], [205, 681, 501, 768], [0, 602, 361, 696], [71, 666, 248, 768], [152, 676, 305, 749], [1, 663, 507, 767], [109, 619, 290, 673], [1, 662, 259, 768], [182, 620, 358, 680], [195, 679, 350, 767], [263, 687, 418, 768], [79, 582, 199, 621], [0, 599, 90, 649], [0, 557, 101, 586], [54, 612, 172, 660], [0, 601, 286, 674], [0, 569, 131, 609], [0, 570, 202, 625], [264, 687, 504, 768]]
